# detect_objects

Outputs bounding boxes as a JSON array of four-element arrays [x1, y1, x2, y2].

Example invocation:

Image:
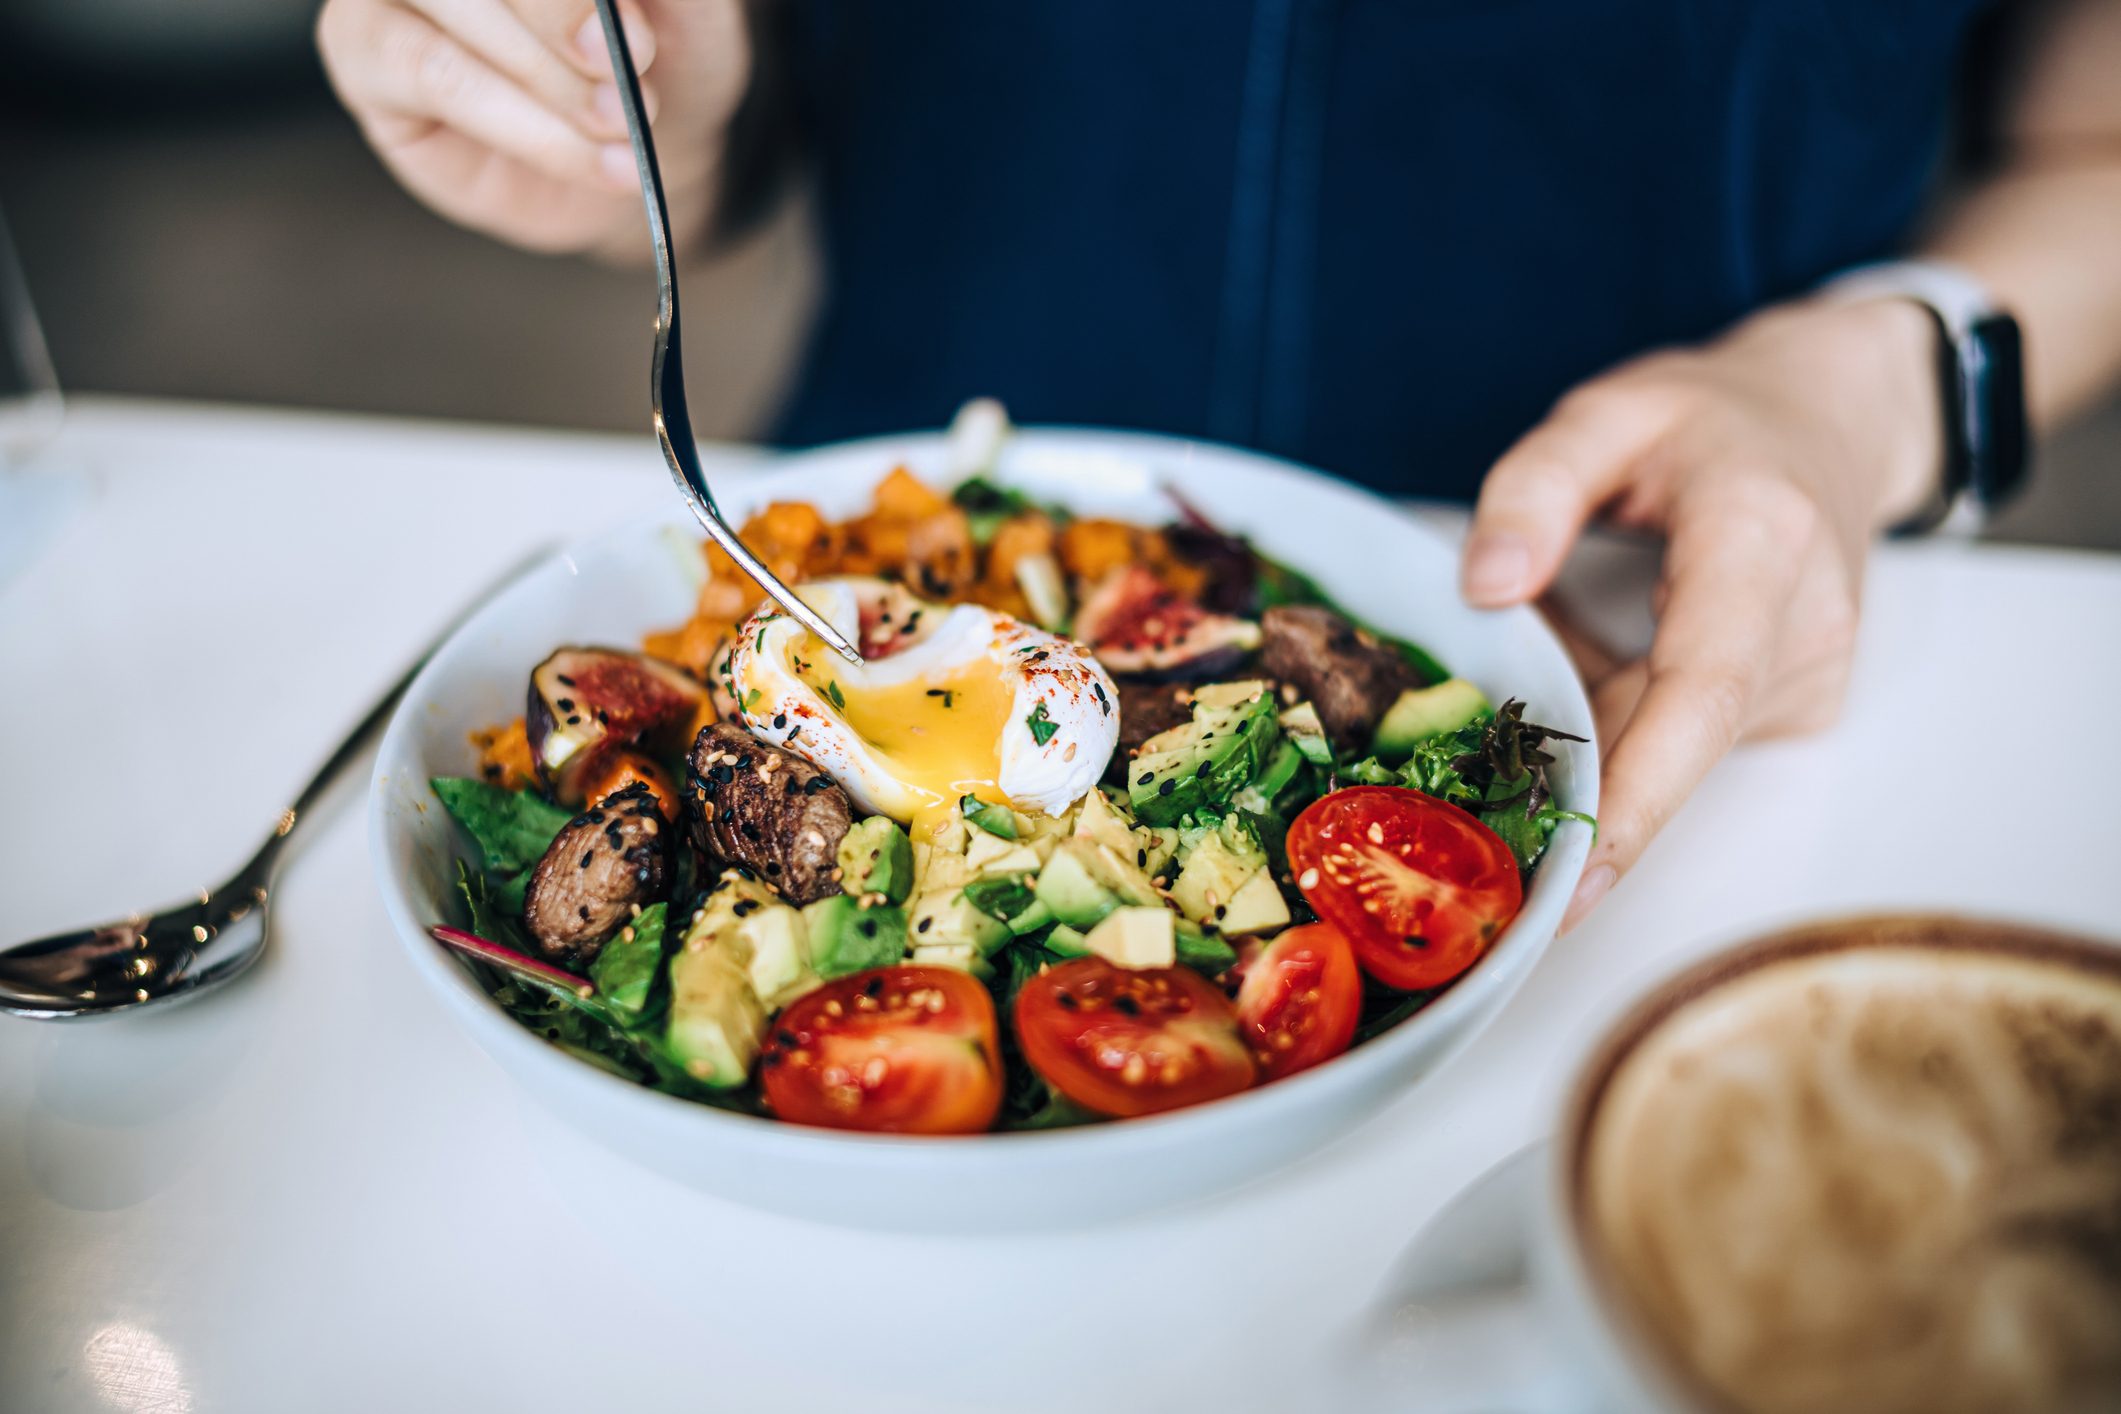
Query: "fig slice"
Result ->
[[1074, 566, 1262, 679], [526, 647, 709, 804]]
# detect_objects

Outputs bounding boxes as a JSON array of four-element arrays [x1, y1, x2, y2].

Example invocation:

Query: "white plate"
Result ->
[[366, 427, 1598, 1231]]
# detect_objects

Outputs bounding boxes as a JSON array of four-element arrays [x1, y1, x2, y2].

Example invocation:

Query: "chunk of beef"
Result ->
[[685, 722, 851, 904], [522, 781, 672, 968], [1259, 605, 1422, 753]]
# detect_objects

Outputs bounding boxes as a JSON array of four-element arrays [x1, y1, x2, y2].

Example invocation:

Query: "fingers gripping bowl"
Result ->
[[369, 426, 1598, 1230]]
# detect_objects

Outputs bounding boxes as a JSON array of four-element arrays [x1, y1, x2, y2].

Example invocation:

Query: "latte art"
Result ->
[[1581, 943, 2121, 1414]]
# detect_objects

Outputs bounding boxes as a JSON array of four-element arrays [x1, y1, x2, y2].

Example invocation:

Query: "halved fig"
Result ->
[[1074, 566, 1261, 679], [527, 647, 709, 805]]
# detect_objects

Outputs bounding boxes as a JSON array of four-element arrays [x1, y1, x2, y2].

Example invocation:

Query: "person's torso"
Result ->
[[778, 0, 1992, 497]]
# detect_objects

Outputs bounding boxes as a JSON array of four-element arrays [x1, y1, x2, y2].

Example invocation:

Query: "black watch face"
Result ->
[[1966, 313, 2028, 506]]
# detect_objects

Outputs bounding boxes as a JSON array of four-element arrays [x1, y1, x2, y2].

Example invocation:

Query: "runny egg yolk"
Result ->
[[795, 638, 1017, 810]]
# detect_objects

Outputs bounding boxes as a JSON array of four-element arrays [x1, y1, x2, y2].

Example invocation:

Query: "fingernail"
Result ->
[[598, 144, 637, 190], [1461, 533, 1531, 606], [575, 15, 609, 68], [621, 10, 657, 69], [576, 12, 655, 72], [1562, 865, 1615, 934]]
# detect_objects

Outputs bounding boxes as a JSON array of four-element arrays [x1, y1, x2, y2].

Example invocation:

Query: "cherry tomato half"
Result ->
[[760, 966, 1003, 1134], [1014, 958, 1256, 1118], [1233, 923, 1363, 1080], [1286, 786, 1522, 991]]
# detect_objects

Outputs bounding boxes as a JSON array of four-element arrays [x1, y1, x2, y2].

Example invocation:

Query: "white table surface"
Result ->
[[4, 398, 2118, 1414]]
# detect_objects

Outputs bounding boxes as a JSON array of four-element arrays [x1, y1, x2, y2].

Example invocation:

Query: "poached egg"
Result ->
[[729, 578, 1120, 822]]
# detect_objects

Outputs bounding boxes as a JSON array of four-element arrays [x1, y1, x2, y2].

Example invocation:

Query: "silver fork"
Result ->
[[589, 0, 862, 666]]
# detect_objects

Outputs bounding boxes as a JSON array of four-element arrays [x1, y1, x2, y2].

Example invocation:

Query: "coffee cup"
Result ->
[[1362, 914, 2121, 1414]]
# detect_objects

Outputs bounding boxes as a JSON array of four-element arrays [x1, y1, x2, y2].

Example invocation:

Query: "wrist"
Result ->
[[1817, 295, 1946, 530]]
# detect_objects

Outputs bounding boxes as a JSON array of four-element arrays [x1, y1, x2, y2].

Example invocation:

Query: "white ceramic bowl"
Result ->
[[368, 429, 1598, 1231]]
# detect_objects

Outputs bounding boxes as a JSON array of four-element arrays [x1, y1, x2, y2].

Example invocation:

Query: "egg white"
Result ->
[[729, 577, 1120, 822]]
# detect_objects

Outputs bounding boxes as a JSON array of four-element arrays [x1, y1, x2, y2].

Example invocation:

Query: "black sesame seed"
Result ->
[[765, 862, 782, 876], [1113, 995, 1140, 1016], [857, 919, 876, 938], [566, 714, 581, 725], [1057, 992, 1079, 1010], [1137, 848, 1148, 867], [864, 976, 884, 998], [733, 899, 759, 918], [1137, 773, 1153, 786], [1158, 779, 1176, 797], [579, 850, 594, 869], [916, 917, 932, 933], [556, 697, 575, 712], [557, 674, 576, 688], [577, 905, 591, 921], [772, 713, 787, 729], [777, 1030, 799, 1048]]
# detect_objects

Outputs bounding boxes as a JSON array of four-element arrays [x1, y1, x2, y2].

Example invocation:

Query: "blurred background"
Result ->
[[2, 2, 2116, 548]]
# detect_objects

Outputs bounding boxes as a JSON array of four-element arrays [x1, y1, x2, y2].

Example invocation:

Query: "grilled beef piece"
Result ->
[[1115, 677, 1199, 759], [685, 723, 851, 904], [1259, 605, 1422, 753], [522, 781, 672, 967]]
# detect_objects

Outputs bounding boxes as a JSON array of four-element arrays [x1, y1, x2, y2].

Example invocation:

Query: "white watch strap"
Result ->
[[1818, 259, 1997, 339]]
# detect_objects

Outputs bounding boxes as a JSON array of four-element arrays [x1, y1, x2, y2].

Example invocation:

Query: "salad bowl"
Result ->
[[368, 427, 1598, 1231]]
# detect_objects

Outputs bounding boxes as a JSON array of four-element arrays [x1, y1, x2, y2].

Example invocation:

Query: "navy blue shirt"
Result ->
[[777, 1, 1992, 499]]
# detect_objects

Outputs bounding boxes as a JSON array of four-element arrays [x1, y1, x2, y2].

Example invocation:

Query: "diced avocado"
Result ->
[[665, 889, 769, 1089], [1218, 870, 1292, 936], [909, 942, 989, 975], [1033, 843, 1120, 929], [1191, 679, 1274, 712], [1127, 683, 1281, 826], [909, 888, 1011, 955], [970, 839, 1045, 881], [1081, 906, 1176, 969], [960, 793, 1019, 840], [961, 878, 1053, 935], [1374, 679, 1491, 759], [1170, 827, 1265, 927], [1046, 924, 1090, 957], [1278, 701, 1334, 766], [836, 816, 913, 904], [802, 895, 909, 979], [739, 902, 819, 1010], [1234, 739, 1305, 815], [908, 800, 968, 856], [1074, 788, 1139, 859], [917, 847, 973, 897], [1174, 918, 1239, 975], [1076, 788, 1173, 879]]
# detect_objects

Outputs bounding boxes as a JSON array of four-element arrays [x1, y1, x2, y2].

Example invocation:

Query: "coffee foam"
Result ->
[[1581, 943, 2121, 1414]]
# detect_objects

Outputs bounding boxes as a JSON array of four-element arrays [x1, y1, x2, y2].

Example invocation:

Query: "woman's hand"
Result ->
[[317, 0, 749, 260], [1460, 297, 1943, 928]]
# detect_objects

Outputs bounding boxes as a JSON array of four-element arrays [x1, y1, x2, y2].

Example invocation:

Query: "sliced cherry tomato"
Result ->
[[1015, 958, 1256, 1118], [1233, 923, 1363, 1080], [760, 966, 1002, 1134], [1286, 786, 1522, 991]]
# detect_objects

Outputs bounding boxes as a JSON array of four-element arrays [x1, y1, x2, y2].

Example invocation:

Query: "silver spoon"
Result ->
[[0, 548, 552, 1020], [589, 0, 862, 666]]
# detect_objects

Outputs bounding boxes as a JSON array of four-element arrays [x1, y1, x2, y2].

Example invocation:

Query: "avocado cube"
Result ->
[[1046, 924, 1091, 958], [908, 942, 989, 976], [909, 888, 1011, 956], [665, 947, 766, 1088], [837, 816, 913, 904], [1278, 701, 1335, 766], [738, 902, 820, 1010], [1034, 842, 1121, 928], [1373, 679, 1491, 760], [1169, 833, 1262, 926], [1217, 870, 1291, 937], [1081, 906, 1176, 969], [802, 895, 909, 980]]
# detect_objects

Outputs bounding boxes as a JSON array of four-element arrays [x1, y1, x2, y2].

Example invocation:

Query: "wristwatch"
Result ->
[[1820, 260, 2030, 536]]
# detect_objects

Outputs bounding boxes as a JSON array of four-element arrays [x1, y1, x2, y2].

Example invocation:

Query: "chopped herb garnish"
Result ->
[[825, 680, 847, 710], [1025, 701, 1059, 746]]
